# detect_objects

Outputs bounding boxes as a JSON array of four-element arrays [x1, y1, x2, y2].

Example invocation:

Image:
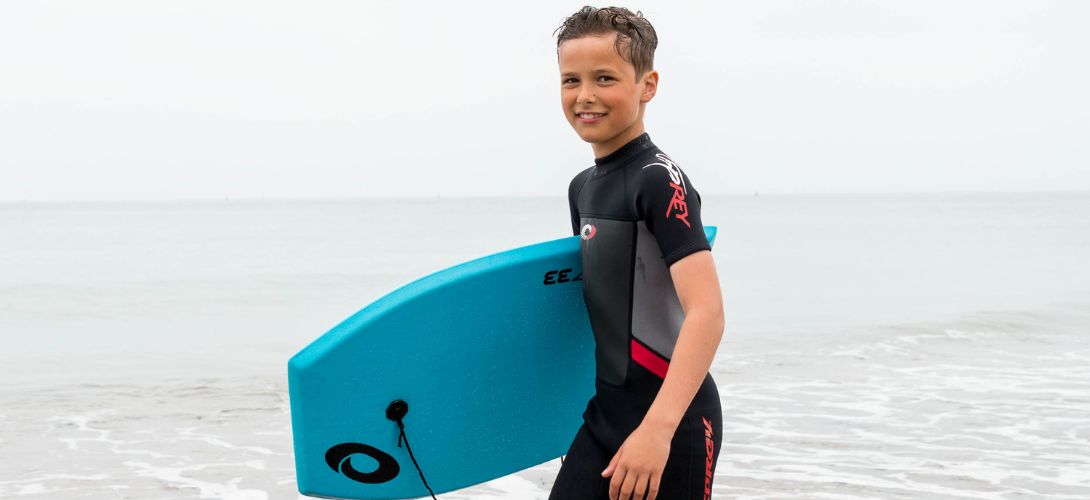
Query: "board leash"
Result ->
[[387, 400, 438, 499]]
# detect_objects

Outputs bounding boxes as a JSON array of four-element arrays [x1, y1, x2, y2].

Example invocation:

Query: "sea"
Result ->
[[1, 192, 1088, 499]]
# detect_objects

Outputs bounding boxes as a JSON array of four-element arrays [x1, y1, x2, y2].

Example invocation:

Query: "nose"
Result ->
[[577, 83, 596, 105]]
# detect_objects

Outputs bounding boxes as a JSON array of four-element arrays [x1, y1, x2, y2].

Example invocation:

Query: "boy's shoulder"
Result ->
[[636, 148, 687, 183], [567, 165, 593, 194], [631, 144, 700, 202]]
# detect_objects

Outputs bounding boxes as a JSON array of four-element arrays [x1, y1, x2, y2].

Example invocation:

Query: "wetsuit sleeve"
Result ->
[[636, 160, 712, 267], [568, 170, 588, 236]]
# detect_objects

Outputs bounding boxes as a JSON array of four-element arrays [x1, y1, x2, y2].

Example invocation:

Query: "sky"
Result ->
[[1, 1, 1088, 201]]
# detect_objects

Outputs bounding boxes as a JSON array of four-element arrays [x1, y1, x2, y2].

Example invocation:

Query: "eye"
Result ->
[[562, 77, 578, 85], [597, 75, 615, 83]]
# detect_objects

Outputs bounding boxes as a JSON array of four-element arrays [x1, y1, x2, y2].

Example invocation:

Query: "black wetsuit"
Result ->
[[550, 134, 723, 499]]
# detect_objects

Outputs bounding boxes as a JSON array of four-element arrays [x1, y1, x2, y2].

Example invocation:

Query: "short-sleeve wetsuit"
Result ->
[[549, 133, 723, 500]]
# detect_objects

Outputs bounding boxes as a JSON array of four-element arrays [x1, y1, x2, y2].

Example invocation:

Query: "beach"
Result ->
[[1, 193, 1088, 499]]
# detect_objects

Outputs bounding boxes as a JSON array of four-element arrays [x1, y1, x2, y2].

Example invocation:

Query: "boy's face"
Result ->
[[558, 32, 658, 157]]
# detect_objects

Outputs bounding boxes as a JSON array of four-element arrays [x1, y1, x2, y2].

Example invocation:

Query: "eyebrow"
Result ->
[[560, 68, 620, 77]]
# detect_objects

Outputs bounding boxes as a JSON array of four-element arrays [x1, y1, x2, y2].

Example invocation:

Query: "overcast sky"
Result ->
[[2, 1, 1087, 201]]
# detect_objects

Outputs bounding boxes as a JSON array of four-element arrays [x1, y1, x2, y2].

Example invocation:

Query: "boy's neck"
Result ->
[[592, 122, 647, 159], [593, 132, 653, 169]]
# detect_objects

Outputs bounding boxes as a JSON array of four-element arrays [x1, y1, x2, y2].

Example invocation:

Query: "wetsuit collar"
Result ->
[[593, 133, 654, 175]]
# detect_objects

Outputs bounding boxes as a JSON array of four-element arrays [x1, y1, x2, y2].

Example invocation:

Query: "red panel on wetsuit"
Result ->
[[630, 338, 670, 379]]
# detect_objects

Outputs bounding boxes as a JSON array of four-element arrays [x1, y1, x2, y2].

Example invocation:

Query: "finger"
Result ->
[[648, 471, 662, 500], [619, 469, 638, 500], [634, 473, 650, 500], [609, 465, 626, 500], [603, 448, 622, 477]]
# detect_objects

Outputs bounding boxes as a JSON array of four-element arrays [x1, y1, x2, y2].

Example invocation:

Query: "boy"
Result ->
[[550, 6, 725, 500]]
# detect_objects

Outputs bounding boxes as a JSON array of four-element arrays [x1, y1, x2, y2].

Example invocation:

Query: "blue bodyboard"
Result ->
[[289, 227, 717, 499]]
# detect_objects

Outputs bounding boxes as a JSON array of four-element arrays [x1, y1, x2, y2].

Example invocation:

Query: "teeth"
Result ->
[[579, 113, 603, 119]]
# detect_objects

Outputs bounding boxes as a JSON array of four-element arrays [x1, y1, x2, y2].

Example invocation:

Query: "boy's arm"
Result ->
[[600, 248, 724, 497], [568, 169, 589, 236], [640, 250, 724, 432], [569, 196, 580, 236], [631, 159, 722, 432]]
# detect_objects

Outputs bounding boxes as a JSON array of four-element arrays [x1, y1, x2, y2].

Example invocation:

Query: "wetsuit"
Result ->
[[550, 133, 723, 499]]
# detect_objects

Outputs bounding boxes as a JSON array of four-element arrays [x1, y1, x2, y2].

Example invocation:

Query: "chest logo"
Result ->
[[580, 224, 597, 240]]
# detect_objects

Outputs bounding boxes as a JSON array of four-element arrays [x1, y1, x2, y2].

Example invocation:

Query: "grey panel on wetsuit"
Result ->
[[631, 221, 686, 359], [579, 216, 634, 386]]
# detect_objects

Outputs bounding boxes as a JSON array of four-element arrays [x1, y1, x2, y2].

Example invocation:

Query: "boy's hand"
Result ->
[[601, 423, 672, 500]]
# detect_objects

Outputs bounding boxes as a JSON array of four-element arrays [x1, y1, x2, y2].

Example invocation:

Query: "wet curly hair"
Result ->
[[555, 6, 658, 80]]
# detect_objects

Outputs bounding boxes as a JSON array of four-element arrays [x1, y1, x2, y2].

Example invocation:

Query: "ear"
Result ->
[[640, 70, 659, 103]]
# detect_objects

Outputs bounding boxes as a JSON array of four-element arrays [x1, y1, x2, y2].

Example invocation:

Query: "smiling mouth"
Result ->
[[577, 112, 606, 121]]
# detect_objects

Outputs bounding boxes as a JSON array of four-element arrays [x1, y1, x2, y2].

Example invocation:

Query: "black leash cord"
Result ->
[[388, 400, 438, 499]]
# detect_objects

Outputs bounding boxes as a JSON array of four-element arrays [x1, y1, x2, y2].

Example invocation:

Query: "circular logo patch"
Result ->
[[580, 224, 597, 240]]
